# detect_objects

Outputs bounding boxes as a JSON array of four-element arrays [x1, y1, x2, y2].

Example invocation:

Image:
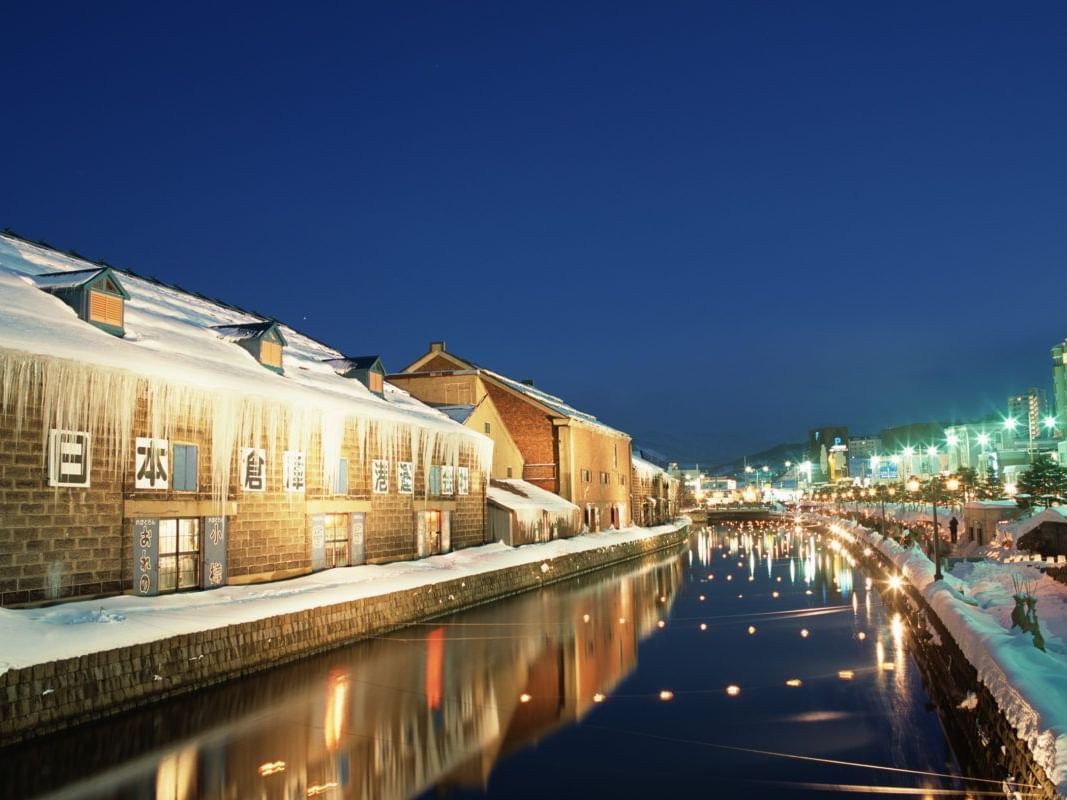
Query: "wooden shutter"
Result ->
[[260, 340, 283, 367], [368, 371, 383, 393], [88, 290, 124, 328]]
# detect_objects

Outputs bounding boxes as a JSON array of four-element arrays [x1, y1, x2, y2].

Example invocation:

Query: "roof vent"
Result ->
[[430, 341, 446, 353], [33, 267, 130, 338], [212, 321, 287, 373]]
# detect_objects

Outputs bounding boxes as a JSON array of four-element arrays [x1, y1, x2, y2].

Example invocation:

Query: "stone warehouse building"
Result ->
[[631, 453, 680, 527], [0, 234, 491, 606], [390, 342, 634, 532]]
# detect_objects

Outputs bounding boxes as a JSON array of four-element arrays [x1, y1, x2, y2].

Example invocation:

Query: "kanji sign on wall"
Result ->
[[457, 466, 470, 496], [284, 450, 306, 493], [132, 517, 159, 596], [202, 516, 227, 588], [135, 437, 169, 490], [397, 461, 414, 494], [372, 459, 390, 494], [240, 447, 267, 492], [48, 429, 91, 488], [441, 466, 454, 495]]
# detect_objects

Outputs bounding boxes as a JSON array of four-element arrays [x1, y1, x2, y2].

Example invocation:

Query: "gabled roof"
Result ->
[[487, 478, 580, 516], [211, 320, 288, 345], [400, 345, 627, 438], [32, 266, 130, 298], [324, 355, 384, 374]]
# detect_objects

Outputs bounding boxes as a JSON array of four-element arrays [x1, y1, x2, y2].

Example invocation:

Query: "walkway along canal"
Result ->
[[0, 520, 1021, 798]]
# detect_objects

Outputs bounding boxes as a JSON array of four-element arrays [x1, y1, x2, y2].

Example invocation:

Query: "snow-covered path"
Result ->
[[0, 520, 688, 675]]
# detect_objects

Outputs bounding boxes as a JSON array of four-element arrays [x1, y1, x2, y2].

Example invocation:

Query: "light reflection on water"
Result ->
[[0, 523, 978, 799]]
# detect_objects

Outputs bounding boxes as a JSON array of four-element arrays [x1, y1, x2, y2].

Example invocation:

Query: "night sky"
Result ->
[[3, 2, 1066, 464]]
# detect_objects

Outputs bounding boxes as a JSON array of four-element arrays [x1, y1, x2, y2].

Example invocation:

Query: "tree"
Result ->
[[977, 465, 1003, 499], [957, 467, 979, 502], [1016, 454, 1067, 509]]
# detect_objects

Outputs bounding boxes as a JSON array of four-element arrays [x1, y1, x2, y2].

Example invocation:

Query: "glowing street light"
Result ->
[[946, 432, 959, 447], [1044, 416, 1058, 434], [1003, 416, 1018, 432], [976, 432, 991, 447]]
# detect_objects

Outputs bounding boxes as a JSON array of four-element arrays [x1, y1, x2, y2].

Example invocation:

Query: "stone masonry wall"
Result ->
[[0, 523, 688, 746]]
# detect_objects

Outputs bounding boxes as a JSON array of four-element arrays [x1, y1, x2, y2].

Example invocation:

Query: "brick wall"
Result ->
[[482, 383, 557, 490], [1, 366, 487, 606]]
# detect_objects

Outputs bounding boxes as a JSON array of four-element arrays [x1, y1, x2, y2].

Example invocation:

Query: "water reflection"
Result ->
[[3, 552, 683, 800], [0, 522, 989, 799]]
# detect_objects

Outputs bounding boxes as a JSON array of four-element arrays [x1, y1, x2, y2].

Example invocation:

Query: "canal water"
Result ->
[[2, 521, 980, 799]]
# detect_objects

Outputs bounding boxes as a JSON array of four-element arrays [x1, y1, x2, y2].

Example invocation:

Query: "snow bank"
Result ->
[[817, 515, 1067, 793], [0, 518, 689, 676]]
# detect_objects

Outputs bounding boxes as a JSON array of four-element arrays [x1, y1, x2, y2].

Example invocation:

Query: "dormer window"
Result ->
[[211, 321, 288, 374], [33, 267, 130, 337], [323, 355, 387, 398]]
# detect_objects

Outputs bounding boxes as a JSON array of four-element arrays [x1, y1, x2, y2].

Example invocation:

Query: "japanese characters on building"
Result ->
[[441, 465, 454, 495], [397, 461, 415, 494], [135, 437, 169, 490], [457, 466, 470, 496], [240, 447, 267, 492], [283, 450, 306, 493], [47, 429, 91, 488], [372, 459, 390, 493]]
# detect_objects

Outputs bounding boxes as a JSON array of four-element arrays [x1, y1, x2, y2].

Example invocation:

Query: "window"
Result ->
[[158, 518, 200, 592], [260, 340, 283, 368], [88, 289, 123, 328], [324, 513, 350, 568], [484, 422, 491, 434], [368, 372, 384, 393], [429, 465, 442, 496], [506, 466, 513, 478], [335, 458, 349, 494], [613, 444, 618, 469], [619, 473, 626, 486], [581, 469, 591, 483], [172, 444, 198, 492], [600, 471, 609, 484]]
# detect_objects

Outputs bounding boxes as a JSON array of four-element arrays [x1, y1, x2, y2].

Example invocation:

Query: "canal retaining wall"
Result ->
[[828, 520, 1061, 799], [0, 523, 689, 747]]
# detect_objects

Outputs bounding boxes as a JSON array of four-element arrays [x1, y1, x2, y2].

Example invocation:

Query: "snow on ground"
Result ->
[[813, 514, 1067, 794], [0, 519, 689, 676]]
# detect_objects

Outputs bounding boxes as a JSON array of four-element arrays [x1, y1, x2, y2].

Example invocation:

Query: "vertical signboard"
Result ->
[[202, 516, 227, 589], [310, 513, 326, 571], [350, 512, 366, 566], [132, 517, 160, 596], [416, 512, 429, 558]]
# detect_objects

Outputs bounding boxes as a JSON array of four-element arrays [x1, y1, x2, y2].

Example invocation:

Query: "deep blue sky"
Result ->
[[3, 2, 1066, 463]]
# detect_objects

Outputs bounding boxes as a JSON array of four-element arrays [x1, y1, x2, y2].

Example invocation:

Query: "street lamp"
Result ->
[[1044, 416, 1058, 438]]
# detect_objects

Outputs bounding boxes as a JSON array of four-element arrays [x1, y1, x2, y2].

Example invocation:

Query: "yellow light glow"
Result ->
[[785, 679, 802, 687], [520, 693, 532, 703], [258, 761, 286, 777], [659, 690, 674, 701], [583, 614, 590, 623], [700, 623, 708, 631], [838, 670, 854, 680], [657, 620, 666, 629], [593, 692, 605, 703], [725, 685, 741, 696], [800, 628, 810, 638], [857, 632, 866, 640], [887, 575, 903, 591], [747, 625, 757, 634]]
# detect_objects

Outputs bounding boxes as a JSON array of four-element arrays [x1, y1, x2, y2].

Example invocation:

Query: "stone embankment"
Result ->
[[0, 522, 689, 746]]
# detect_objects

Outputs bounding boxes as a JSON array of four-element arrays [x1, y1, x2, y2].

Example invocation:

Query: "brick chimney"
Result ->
[[430, 341, 446, 353]]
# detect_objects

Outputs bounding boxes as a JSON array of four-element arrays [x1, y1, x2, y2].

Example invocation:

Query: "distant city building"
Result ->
[[808, 426, 848, 482], [1053, 340, 1067, 424], [847, 435, 881, 481], [1007, 388, 1046, 443]]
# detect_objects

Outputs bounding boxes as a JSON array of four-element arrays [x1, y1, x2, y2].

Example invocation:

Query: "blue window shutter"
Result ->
[[172, 446, 186, 490], [185, 446, 198, 490], [430, 466, 441, 496], [336, 458, 349, 494]]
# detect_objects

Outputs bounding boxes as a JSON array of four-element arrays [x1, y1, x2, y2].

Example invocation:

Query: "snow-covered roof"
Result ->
[[436, 404, 476, 424], [211, 320, 285, 343], [0, 233, 491, 469], [487, 479, 581, 517], [30, 267, 110, 290], [633, 454, 671, 481], [324, 355, 382, 371], [1003, 508, 1067, 539], [480, 368, 628, 438]]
